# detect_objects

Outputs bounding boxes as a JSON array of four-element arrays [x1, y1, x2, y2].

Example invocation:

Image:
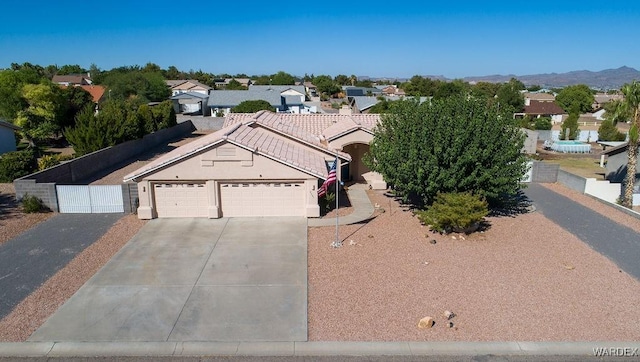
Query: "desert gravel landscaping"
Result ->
[[0, 183, 53, 245], [308, 184, 640, 341]]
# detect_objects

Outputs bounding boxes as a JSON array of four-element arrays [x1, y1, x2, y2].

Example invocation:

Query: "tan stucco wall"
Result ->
[[135, 142, 320, 219], [328, 129, 386, 189], [328, 129, 374, 150]]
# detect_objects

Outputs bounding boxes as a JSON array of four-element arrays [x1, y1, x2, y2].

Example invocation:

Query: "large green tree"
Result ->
[[560, 105, 580, 140], [607, 81, 640, 208], [270, 71, 296, 85], [365, 96, 528, 206], [312, 75, 340, 96], [100, 70, 170, 102], [555, 84, 595, 113], [14, 82, 66, 146], [496, 78, 525, 111], [231, 100, 275, 113]]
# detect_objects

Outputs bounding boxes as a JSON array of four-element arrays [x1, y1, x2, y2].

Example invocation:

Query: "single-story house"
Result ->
[[304, 82, 317, 97], [343, 86, 383, 97], [349, 96, 381, 113], [169, 80, 212, 96], [209, 86, 310, 116], [514, 100, 565, 124], [0, 119, 21, 155], [52, 74, 92, 86], [171, 92, 211, 116], [125, 111, 387, 219]]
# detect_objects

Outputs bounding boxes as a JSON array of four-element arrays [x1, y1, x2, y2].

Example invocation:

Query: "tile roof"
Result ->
[[172, 80, 212, 91], [524, 100, 565, 115], [224, 112, 380, 142], [123, 116, 343, 182], [78, 85, 106, 103], [52, 74, 91, 85]]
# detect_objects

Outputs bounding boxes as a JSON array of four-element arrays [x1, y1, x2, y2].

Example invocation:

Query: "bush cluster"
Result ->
[[416, 192, 488, 234], [0, 150, 37, 182], [37, 154, 75, 171], [21, 193, 49, 213]]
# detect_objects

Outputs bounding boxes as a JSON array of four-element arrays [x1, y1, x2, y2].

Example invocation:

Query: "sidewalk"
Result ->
[[1, 341, 638, 357], [308, 184, 375, 227]]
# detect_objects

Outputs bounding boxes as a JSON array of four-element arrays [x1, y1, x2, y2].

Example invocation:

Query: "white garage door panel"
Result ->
[[220, 182, 304, 217], [154, 183, 209, 218]]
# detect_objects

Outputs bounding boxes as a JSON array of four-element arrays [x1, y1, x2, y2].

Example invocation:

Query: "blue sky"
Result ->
[[1, 1, 639, 78]]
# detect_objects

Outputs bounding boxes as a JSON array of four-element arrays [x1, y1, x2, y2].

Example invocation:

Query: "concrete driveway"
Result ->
[[29, 217, 307, 342]]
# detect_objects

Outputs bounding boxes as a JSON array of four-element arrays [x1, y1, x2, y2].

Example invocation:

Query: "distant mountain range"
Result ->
[[364, 66, 640, 90]]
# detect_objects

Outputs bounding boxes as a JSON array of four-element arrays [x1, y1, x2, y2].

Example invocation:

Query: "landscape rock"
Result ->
[[418, 316, 435, 329], [444, 310, 455, 320], [447, 321, 454, 328], [429, 239, 437, 244]]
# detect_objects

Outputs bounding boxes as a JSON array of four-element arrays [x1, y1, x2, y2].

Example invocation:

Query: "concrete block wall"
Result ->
[[557, 169, 586, 193], [184, 117, 225, 131], [531, 161, 559, 183], [14, 179, 59, 212]]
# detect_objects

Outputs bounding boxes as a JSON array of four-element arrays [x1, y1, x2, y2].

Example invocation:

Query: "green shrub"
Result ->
[[0, 150, 37, 182], [416, 192, 488, 234], [21, 193, 49, 213], [38, 154, 75, 170]]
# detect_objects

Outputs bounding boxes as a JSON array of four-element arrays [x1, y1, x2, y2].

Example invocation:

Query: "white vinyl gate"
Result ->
[[56, 185, 124, 213]]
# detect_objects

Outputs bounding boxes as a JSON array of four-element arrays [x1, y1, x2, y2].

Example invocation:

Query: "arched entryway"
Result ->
[[342, 143, 371, 182]]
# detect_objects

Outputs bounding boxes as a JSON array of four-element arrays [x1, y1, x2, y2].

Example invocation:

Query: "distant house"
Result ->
[[214, 78, 252, 89], [515, 100, 565, 124], [349, 96, 381, 114], [60, 84, 106, 104], [343, 86, 383, 97], [523, 92, 555, 103], [592, 93, 623, 110], [0, 120, 20, 155], [169, 80, 212, 96], [171, 92, 211, 116], [304, 82, 317, 97], [209, 85, 310, 116], [52, 74, 92, 86]]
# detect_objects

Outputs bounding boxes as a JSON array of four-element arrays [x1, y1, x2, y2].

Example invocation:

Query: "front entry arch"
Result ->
[[342, 143, 371, 182]]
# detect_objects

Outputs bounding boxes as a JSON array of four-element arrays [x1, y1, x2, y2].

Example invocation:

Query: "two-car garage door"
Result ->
[[220, 182, 304, 217], [153, 182, 305, 218]]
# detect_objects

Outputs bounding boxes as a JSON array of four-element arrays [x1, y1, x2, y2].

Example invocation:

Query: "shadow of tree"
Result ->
[[489, 190, 535, 218]]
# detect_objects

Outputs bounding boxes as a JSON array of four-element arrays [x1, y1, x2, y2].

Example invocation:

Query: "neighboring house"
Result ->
[[602, 143, 640, 205], [209, 85, 310, 116], [171, 92, 211, 116], [52, 74, 93, 86], [592, 93, 623, 110], [214, 78, 252, 89], [60, 84, 106, 104], [304, 82, 317, 97], [523, 92, 555, 104], [0, 120, 20, 155], [380, 85, 405, 97], [169, 80, 212, 96], [349, 96, 381, 114], [343, 86, 383, 97], [124, 111, 353, 219], [515, 100, 565, 124]]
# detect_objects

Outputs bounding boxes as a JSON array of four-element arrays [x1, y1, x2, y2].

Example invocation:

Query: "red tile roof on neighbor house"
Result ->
[[124, 119, 344, 182], [59, 85, 106, 103], [524, 100, 565, 116]]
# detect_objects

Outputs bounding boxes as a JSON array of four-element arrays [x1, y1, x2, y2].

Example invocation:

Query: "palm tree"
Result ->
[[609, 81, 640, 208]]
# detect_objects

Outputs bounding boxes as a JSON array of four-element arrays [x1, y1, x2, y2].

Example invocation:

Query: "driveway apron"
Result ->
[[0, 213, 123, 320], [28, 217, 308, 342]]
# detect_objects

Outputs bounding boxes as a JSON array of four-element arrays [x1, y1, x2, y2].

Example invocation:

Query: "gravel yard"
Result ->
[[0, 214, 146, 341], [308, 184, 640, 341], [0, 183, 53, 245]]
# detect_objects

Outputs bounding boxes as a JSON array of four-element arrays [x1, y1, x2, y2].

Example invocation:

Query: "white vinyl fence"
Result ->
[[56, 185, 124, 213]]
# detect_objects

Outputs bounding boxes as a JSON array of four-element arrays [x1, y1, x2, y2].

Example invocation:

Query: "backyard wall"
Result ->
[[14, 121, 196, 211], [530, 161, 559, 183]]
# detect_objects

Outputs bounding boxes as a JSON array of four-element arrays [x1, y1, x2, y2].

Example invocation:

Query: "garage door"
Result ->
[[154, 183, 209, 218], [220, 182, 304, 217]]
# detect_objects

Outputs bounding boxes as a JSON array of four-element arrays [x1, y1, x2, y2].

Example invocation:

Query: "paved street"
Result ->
[[524, 183, 640, 280], [0, 213, 123, 319]]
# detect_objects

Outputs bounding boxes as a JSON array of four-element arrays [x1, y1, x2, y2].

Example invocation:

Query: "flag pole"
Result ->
[[332, 151, 341, 248]]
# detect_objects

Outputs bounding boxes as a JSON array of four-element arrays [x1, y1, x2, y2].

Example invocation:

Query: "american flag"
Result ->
[[317, 162, 337, 198]]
